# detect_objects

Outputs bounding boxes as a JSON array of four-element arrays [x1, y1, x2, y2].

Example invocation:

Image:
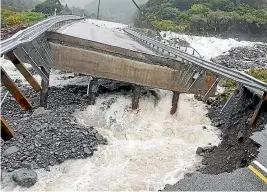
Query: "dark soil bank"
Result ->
[[201, 87, 267, 174], [163, 87, 267, 191]]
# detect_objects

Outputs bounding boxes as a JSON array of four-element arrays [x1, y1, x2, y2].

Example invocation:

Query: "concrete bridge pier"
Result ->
[[88, 77, 99, 105], [132, 85, 142, 110], [170, 91, 180, 115]]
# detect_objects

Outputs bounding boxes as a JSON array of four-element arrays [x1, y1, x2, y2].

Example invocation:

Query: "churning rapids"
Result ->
[[8, 91, 221, 191], [2, 18, 260, 191]]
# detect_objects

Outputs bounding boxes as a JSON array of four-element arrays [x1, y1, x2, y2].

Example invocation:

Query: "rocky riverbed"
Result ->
[[1, 84, 108, 187], [211, 44, 267, 70], [1, 73, 222, 190]]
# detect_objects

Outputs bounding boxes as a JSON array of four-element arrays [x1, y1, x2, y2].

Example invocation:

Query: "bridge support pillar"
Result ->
[[170, 91, 180, 115], [40, 66, 50, 108], [88, 77, 99, 105], [132, 85, 141, 110]]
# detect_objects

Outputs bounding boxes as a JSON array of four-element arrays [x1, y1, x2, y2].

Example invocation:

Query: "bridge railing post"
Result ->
[[40, 66, 50, 108]]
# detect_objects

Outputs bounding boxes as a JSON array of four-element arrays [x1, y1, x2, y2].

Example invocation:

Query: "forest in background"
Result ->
[[1, 0, 87, 27], [135, 0, 267, 39], [2, 0, 267, 40]]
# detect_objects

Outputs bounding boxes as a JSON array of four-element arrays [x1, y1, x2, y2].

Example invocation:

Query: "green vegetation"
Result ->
[[1, 8, 45, 27], [221, 79, 237, 98], [1, 0, 79, 27], [34, 0, 72, 15], [136, 0, 267, 34], [221, 68, 267, 98], [247, 68, 267, 83]]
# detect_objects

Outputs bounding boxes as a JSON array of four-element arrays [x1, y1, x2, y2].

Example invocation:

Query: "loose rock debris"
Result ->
[[211, 44, 267, 70], [1, 85, 108, 173]]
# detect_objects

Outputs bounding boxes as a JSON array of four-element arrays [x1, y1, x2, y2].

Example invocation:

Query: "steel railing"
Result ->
[[0, 15, 83, 55], [124, 28, 267, 92]]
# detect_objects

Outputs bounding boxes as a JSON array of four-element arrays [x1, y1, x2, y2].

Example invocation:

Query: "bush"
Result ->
[[247, 69, 267, 83], [136, 0, 267, 33], [1, 8, 45, 26], [153, 20, 188, 31]]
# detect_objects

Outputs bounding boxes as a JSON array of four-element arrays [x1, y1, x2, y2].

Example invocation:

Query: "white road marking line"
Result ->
[[253, 160, 267, 174]]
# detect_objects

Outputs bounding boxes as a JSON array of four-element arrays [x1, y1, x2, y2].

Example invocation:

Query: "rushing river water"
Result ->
[[1, 18, 259, 191], [7, 90, 221, 191]]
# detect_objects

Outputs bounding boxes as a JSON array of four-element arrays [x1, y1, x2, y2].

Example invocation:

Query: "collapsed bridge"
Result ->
[[1, 16, 267, 140]]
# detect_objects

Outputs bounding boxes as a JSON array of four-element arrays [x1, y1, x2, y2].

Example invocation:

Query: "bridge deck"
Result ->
[[58, 19, 154, 54], [47, 32, 215, 95]]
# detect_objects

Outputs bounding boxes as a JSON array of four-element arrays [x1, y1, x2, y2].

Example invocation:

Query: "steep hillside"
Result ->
[[135, 0, 267, 41]]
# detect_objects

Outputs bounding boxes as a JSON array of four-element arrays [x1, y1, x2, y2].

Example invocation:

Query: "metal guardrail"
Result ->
[[161, 39, 202, 58], [124, 28, 267, 92], [0, 15, 83, 55]]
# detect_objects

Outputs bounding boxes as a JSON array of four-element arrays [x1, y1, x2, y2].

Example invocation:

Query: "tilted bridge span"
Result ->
[[1, 16, 267, 140]]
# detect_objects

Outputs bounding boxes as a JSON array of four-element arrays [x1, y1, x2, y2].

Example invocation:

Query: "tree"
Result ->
[[189, 4, 210, 14], [159, 7, 181, 20], [34, 0, 63, 15], [172, 0, 195, 10], [209, 0, 235, 11], [189, 14, 207, 31], [240, 0, 267, 8], [60, 4, 72, 15]]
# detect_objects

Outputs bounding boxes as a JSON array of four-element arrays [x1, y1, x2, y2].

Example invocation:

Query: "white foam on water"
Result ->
[[161, 31, 260, 60], [7, 90, 221, 191], [0, 57, 92, 88], [85, 18, 128, 32], [5, 21, 256, 191]]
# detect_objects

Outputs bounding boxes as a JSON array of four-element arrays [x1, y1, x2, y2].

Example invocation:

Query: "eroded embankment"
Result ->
[[163, 87, 267, 191], [200, 87, 267, 174]]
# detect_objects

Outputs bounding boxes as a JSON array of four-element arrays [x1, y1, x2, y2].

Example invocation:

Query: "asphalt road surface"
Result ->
[[165, 127, 267, 191]]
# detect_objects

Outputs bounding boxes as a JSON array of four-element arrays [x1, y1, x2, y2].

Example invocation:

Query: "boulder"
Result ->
[[3, 146, 18, 156], [12, 169, 37, 187]]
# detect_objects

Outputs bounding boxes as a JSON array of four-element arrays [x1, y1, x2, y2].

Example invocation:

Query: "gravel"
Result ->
[[211, 44, 267, 70], [1, 84, 108, 172], [1, 76, 158, 175]]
